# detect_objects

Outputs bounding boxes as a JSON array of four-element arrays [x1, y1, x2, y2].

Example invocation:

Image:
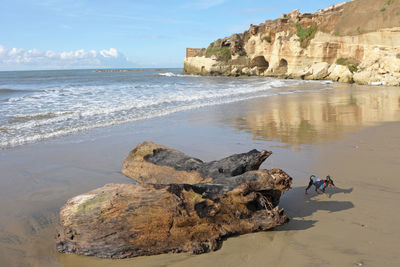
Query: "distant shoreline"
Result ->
[[0, 67, 179, 73], [94, 68, 169, 72]]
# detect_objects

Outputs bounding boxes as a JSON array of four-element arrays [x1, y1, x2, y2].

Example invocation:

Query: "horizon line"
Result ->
[[0, 66, 183, 72]]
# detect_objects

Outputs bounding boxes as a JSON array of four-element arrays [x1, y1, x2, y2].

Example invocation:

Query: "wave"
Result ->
[[306, 80, 334, 85], [0, 88, 33, 94], [157, 72, 200, 77], [7, 112, 60, 123]]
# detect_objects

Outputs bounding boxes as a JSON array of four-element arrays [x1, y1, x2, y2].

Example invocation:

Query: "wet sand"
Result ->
[[1, 83, 400, 266]]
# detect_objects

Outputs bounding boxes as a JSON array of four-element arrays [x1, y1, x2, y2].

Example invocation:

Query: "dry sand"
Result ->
[[0, 83, 400, 266]]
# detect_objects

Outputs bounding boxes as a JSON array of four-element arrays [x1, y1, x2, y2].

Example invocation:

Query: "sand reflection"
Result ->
[[226, 85, 400, 145]]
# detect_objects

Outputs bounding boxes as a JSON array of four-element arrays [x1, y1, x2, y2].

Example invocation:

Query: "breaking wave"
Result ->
[[157, 72, 200, 77]]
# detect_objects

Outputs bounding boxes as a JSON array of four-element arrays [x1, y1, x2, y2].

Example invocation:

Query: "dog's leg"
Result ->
[[305, 180, 313, 194]]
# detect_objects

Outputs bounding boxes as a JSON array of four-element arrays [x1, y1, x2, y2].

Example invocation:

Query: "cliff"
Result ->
[[184, 0, 400, 86]]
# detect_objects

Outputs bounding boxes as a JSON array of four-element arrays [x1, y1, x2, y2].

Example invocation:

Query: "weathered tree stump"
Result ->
[[56, 142, 292, 259]]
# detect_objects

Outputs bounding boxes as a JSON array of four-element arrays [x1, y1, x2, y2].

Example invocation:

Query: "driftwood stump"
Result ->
[[56, 142, 292, 258]]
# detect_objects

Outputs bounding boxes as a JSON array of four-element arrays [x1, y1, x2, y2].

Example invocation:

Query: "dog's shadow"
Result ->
[[275, 185, 354, 231], [325, 186, 353, 198]]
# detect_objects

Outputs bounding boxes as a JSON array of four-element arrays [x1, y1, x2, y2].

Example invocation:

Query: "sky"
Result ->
[[0, 0, 344, 70]]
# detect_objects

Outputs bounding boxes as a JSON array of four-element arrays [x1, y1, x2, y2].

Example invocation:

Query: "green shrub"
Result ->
[[263, 36, 271, 43], [380, 7, 386, 12], [334, 31, 340, 36], [336, 58, 359, 73], [205, 46, 231, 61], [336, 58, 347, 65], [296, 23, 318, 48], [356, 27, 361, 34], [386, 0, 392, 5], [348, 64, 359, 73]]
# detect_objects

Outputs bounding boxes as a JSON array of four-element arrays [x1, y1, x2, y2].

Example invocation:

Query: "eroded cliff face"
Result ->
[[184, 0, 400, 86]]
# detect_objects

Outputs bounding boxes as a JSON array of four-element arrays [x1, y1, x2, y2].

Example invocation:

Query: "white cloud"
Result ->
[[100, 48, 118, 58], [0, 45, 134, 70], [0, 45, 6, 57]]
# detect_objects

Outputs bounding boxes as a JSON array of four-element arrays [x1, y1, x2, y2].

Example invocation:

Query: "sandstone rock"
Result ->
[[327, 64, 353, 83], [241, 67, 250, 75], [56, 168, 292, 258], [327, 63, 336, 75], [382, 74, 400, 86], [291, 67, 312, 79], [353, 70, 374, 85], [229, 34, 245, 56], [305, 62, 330, 80], [249, 66, 258, 75], [209, 65, 230, 75], [370, 63, 379, 71], [378, 68, 388, 75], [353, 70, 400, 86], [249, 24, 259, 35], [382, 56, 400, 73], [122, 141, 272, 184], [287, 9, 300, 20], [231, 67, 239, 76]]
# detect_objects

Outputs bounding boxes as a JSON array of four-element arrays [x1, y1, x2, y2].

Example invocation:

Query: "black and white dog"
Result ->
[[305, 175, 335, 194]]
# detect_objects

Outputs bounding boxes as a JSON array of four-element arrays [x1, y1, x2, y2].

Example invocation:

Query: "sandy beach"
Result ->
[[1, 83, 400, 267]]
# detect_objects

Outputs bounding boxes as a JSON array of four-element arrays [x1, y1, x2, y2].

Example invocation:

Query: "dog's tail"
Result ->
[[305, 175, 316, 194]]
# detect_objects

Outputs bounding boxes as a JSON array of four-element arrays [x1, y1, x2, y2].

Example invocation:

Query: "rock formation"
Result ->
[[56, 143, 292, 258], [184, 0, 400, 86]]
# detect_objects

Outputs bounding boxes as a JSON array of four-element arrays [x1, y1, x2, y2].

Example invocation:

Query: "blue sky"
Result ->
[[0, 0, 343, 70]]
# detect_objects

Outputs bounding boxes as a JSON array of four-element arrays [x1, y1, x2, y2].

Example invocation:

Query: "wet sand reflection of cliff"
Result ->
[[228, 86, 400, 145]]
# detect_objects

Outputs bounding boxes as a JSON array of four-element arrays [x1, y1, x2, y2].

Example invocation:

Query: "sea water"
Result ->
[[0, 68, 330, 149]]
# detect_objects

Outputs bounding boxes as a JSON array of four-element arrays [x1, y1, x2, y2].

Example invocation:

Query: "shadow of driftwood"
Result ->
[[275, 218, 318, 232], [275, 185, 354, 231]]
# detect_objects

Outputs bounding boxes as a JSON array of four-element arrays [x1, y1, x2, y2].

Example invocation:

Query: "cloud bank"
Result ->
[[0, 45, 134, 70]]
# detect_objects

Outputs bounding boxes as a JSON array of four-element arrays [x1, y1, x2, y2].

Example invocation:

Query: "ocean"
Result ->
[[0, 68, 331, 149]]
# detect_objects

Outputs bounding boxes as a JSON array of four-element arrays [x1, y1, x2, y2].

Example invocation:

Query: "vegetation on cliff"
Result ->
[[295, 23, 318, 48], [263, 35, 272, 43], [203, 40, 231, 61], [336, 58, 359, 73]]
